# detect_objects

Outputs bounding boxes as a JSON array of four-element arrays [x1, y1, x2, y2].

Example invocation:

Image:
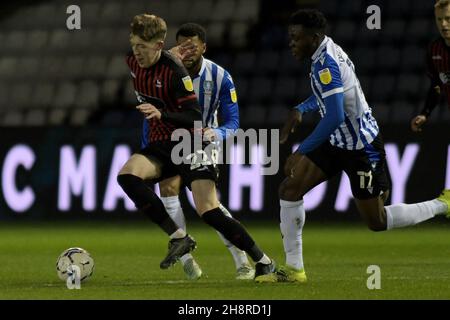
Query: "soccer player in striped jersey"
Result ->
[[141, 23, 254, 280], [411, 0, 450, 132], [117, 14, 275, 279], [256, 9, 450, 283]]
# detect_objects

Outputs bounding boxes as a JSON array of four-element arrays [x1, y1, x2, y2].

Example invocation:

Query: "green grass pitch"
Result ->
[[0, 220, 449, 299]]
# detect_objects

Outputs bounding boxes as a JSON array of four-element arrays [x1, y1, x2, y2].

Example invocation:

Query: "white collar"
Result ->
[[311, 36, 329, 61]]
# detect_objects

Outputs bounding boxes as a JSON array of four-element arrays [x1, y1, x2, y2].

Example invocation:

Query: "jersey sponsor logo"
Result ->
[[432, 55, 442, 60], [230, 88, 237, 103], [318, 68, 332, 85], [130, 71, 136, 78], [203, 80, 214, 95], [155, 79, 162, 88], [182, 76, 194, 91], [439, 72, 450, 84]]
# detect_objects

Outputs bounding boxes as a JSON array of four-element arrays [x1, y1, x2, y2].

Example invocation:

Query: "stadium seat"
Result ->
[[255, 50, 280, 75], [2, 111, 24, 126], [0, 57, 18, 80], [396, 74, 422, 99], [406, 19, 432, 43], [211, 0, 236, 22], [75, 81, 100, 109], [232, 51, 256, 77], [40, 57, 64, 80], [383, 19, 406, 42], [100, 2, 124, 23], [391, 101, 415, 124], [4, 31, 27, 51], [70, 109, 92, 126], [10, 83, 33, 110], [234, 0, 259, 22], [351, 47, 376, 73], [0, 82, 9, 108], [206, 22, 225, 47], [334, 20, 356, 46], [273, 76, 297, 104], [168, 0, 192, 23], [400, 46, 426, 72], [386, 0, 411, 18], [188, 0, 214, 22], [49, 29, 70, 50], [28, 30, 49, 50], [31, 83, 56, 109], [64, 56, 85, 79], [242, 105, 266, 126], [376, 46, 401, 71], [230, 22, 250, 48], [24, 109, 46, 126], [54, 82, 77, 109], [265, 105, 289, 125], [48, 108, 68, 126], [248, 76, 273, 103], [371, 74, 396, 101]]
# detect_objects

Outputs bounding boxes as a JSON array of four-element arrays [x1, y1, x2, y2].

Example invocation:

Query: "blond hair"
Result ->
[[435, 0, 450, 10], [130, 14, 167, 42]]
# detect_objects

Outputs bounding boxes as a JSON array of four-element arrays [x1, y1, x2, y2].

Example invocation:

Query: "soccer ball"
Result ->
[[56, 247, 94, 282]]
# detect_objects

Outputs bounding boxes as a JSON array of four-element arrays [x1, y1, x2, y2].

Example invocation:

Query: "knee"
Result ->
[[366, 218, 387, 232], [159, 183, 180, 198], [117, 173, 140, 190], [278, 180, 303, 201]]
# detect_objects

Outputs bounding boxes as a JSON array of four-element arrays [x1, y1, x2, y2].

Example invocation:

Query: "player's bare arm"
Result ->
[[280, 109, 302, 144]]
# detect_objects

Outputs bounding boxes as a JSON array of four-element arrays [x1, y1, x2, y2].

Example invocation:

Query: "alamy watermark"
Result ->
[[171, 121, 280, 176], [366, 265, 381, 290], [66, 264, 81, 289]]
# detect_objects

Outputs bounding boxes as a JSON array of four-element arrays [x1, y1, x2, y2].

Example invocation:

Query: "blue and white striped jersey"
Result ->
[[296, 36, 379, 154], [141, 57, 239, 148]]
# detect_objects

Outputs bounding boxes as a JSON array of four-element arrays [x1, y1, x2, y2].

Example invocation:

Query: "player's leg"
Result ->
[[190, 179, 275, 279], [265, 153, 328, 283], [355, 190, 449, 231], [347, 136, 449, 231], [117, 154, 196, 269], [159, 176, 202, 280], [216, 203, 254, 280]]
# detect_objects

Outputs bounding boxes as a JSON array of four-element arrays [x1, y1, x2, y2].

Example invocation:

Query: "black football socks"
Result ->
[[117, 174, 179, 235], [202, 207, 265, 262]]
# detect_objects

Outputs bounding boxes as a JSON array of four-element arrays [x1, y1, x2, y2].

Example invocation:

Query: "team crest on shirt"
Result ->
[[182, 76, 194, 91], [203, 80, 214, 95], [318, 68, 332, 85]]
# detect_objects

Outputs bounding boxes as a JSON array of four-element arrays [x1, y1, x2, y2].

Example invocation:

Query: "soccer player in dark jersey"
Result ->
[[141, 23, 254, 280], [117, 14, 275, 279], [256, 9, 450, 283], [411, 0, 450, 132]]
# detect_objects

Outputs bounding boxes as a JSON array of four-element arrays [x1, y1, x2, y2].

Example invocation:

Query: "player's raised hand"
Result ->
[[410, 115, 427, 132], [136, 103, 162, 120], [280, 109, 302, 144], [169, 39, 197, 61]]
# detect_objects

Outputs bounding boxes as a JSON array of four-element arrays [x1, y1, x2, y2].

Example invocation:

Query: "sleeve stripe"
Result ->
[[322, 87, 344, 99]]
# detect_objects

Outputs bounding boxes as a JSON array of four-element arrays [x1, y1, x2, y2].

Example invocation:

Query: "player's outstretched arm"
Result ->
[[280, 109, 303, 144], [410, 84, 440, 132], [280, 95, 318, 144]]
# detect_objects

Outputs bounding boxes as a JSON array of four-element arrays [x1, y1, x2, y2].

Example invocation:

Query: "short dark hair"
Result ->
[[176, 23, 207, 43], [289, 9, 327, 34]]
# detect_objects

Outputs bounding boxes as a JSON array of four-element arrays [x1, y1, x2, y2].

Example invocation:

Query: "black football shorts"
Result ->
[[138, 140, 219, 189], [305, 134, 391, 200]]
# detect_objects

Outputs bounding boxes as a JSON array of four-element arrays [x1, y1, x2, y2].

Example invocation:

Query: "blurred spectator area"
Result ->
[[0, 0, 448, 128]]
